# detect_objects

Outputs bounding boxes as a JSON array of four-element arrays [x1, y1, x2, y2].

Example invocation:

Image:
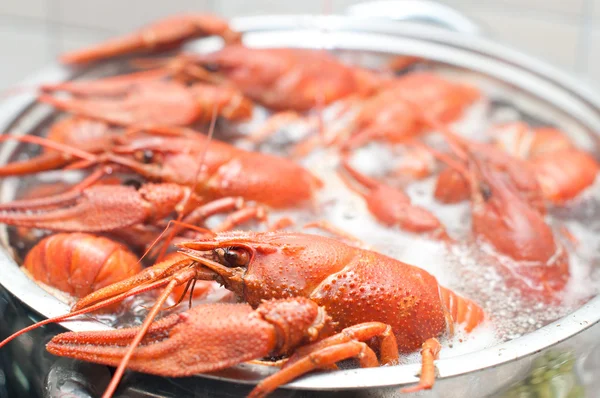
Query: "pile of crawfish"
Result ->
[[0, 13, 597, 398]]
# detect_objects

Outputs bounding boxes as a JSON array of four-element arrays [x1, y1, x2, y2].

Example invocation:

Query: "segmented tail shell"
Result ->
[[438, 286, 485, 333], [24, 233, 142, 298]]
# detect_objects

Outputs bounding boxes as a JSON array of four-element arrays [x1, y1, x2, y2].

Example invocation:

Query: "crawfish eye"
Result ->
[[202, 63, 220, 72], [216, 247, 250, 268], [123, 179, 142, 190], [134, 150, 155, 164], [480, 183, 492, 201]]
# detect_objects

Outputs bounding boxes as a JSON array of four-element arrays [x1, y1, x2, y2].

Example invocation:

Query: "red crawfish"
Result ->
[[38, 78, 253, 126], [424, 119, 547, 214], [59, 13, 241, 65], [339, 72, 480, 150], [490, 122, 599, 204], [0, 117, 115, 177], [290, 72, 480, 156], [174, 45, 384, 112], [452, 149, 570, 300], [0, 181, 269, 238], [417, 118, 570, 299], [338, 155, 449, 240], [0, 128, 323, 210], [23, 233, 143, 300], [0, 231, 486, 397]]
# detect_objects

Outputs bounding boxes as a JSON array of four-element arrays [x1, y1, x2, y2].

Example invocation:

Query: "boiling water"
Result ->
[[228, 72, 600, 361], [4, 59, 600, 369]]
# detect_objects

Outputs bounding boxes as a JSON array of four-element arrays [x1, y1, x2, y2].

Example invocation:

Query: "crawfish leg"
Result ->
[[248, 111, 305, 144], [152, 197, 252, 261], [290, 97, 360, 157], [291, 124, 351, 158], [72, 253, 197, 311], [181, 197, 243, 223], [212, 206, 267, 232], [249, 341, 379, 398], [286, 322, 399, 367], [401, 338, 442, 393], [249, 322, 398, 398], [67, 167, 115, 192], [267, 217, 295, 232], [182, 197, 268, 232]]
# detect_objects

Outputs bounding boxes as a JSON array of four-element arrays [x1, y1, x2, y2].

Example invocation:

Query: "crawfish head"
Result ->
[[176, 231, 286, 296], [468, 158, 569, 297], [176, 231, 353, 307]]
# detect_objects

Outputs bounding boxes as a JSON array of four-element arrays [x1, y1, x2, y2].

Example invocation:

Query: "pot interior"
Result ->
[[0, 15, 600, 391]]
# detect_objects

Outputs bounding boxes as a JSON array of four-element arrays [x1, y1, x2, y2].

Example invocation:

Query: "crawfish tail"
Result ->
[[438, 286, 485, 333]]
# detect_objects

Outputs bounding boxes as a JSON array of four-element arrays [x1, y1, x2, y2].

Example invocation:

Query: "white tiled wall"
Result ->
[[0, 0, 597, 91]]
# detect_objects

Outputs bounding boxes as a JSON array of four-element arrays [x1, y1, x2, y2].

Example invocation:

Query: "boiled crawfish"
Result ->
[[338, 72, 480, 150], [60, 14, 241, 65], [338, 156, 449, 240], [490, 122, 599, 204], [0, 117, 115, 177], [23, 233, 143, 299], [0, 128, 323, 210], [426, 120, 547, 214], [449, 147, 570, 299], [0, 181, 269, 241], [170, 46, 384, 112], [290, 72, 480, 156], [1, 231, 485, 398], [39, 78, 253, 126]]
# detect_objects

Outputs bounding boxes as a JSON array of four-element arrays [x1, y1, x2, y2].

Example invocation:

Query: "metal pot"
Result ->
[[0, 1, 598, 397]]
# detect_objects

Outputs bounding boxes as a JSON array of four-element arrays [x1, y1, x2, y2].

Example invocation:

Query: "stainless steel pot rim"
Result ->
[[0, 13, 598, 391]]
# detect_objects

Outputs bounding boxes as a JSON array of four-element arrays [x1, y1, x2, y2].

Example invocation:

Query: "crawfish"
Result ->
[[1, 231, 486, 398], [23, 233, 143, 299], [490, 122, 574, 159], [490, 122, 599, 204], [175, 45, 384, 112], [415, 120, 569, 298], [338, 155, 449, 240], [9, 174, 126, 247], [291, 72, 480, 156], [0, 180, 270, 241], [60, 14, 241, 65], [427, 121, 547, 214], [0, 117, 116, 177], [0, 127, 323, 209], [39, 78, 253, 126], [341, 73, 480, 150], [457, 151, 569, 299], [104, 131, 323, 208]]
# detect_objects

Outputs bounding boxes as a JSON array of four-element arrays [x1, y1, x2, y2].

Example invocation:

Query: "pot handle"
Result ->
[[345, 0, 484, 36]]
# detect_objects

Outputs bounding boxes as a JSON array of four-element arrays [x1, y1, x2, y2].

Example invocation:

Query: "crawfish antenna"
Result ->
[[152, 102, 219, 263], [101, 274, 186, 398], [0, 274, 177, 350], [398, 95, 471, 161], [191, 102, 219, 202], [0, 135, 97, 163], [337, 154, 379, 197], [412, 140, 470, 178]]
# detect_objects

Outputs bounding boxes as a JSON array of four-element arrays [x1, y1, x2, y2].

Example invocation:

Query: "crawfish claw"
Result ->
[[0, 185, 148, 232], [47, 303, 275, 377]]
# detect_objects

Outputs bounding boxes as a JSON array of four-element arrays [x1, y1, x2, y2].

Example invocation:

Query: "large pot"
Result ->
[[0, 2, 598, 397]]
